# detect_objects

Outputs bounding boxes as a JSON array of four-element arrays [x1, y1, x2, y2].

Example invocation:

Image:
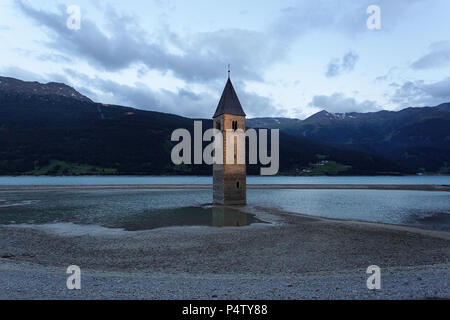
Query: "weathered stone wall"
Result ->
[[213, 113, 246, 205]]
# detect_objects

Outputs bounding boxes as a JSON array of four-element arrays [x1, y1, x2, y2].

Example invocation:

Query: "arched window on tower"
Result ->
[[232, 120, 238, 130]]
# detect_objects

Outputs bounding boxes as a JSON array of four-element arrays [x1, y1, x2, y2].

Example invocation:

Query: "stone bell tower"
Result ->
[[212, 71, 246, 205]]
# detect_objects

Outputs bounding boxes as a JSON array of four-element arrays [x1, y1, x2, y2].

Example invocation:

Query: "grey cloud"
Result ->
[[374, 67, 401, 83], [63, 69, 282, 118], [325, 59, 340, 78], [15, 1, 284, 84], [411, 41, 450, 70], [272, 3, 365, 40], [13, 1, 287, 117], [83, 77, 211, 118], [232, 80, 286, 118], [38, 53, 72, 63], [326, 51, 359, 78], [15, 0, 422, 85], [272, 0, 425, 41], [342, 52, 358, 71], [0, 66, 46, 82], [14, 48, 33, 57], [45, 72, 69, 84], [1, 62, 281, 119], [137, 66, 149, 78], [63, 69, 165, 112], [308, 92, 380, 113], [391, 77, 450, 108], [375, 75, 388, 82]]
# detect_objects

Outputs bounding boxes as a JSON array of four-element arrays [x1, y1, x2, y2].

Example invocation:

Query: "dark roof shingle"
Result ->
[[213, 78, 246, 118]]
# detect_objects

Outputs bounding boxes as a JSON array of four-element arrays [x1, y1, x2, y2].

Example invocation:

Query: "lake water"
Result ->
[[0, 187, 449, 231], [0, 175, 449, 185]]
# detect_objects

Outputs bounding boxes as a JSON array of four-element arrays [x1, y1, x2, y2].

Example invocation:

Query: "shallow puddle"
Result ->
[[118, 206, 263, 231]]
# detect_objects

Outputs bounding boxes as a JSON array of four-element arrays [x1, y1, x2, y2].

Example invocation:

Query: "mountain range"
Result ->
[[247, 103, 450, 173], [0, 76, 449, 176]]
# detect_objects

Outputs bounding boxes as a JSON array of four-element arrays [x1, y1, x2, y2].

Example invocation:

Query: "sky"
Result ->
[[1, 0, 450, 119]]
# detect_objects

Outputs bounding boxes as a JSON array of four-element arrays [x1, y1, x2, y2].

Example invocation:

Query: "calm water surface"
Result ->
[[0, 175, 449, 185], [0, 187, 449, 231]]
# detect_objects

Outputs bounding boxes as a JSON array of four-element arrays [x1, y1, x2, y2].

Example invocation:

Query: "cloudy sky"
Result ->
[[1, 0, 450, 118]]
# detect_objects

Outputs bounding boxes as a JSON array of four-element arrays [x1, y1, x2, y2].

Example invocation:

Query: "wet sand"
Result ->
[[0, 205, 449, 299]]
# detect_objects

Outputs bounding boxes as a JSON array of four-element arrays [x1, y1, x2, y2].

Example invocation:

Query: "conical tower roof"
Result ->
[[213, 78, 246, 118]]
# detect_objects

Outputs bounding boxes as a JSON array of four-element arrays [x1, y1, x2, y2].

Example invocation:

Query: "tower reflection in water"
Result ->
[[212, 206, 248, 227]]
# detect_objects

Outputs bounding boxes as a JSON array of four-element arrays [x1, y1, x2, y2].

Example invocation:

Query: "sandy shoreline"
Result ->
[[0, 205, 449, 299], [0, 184, 449, 191]]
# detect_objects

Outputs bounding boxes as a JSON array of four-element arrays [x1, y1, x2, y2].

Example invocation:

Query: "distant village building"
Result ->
[[212, 72, 246, 205]]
